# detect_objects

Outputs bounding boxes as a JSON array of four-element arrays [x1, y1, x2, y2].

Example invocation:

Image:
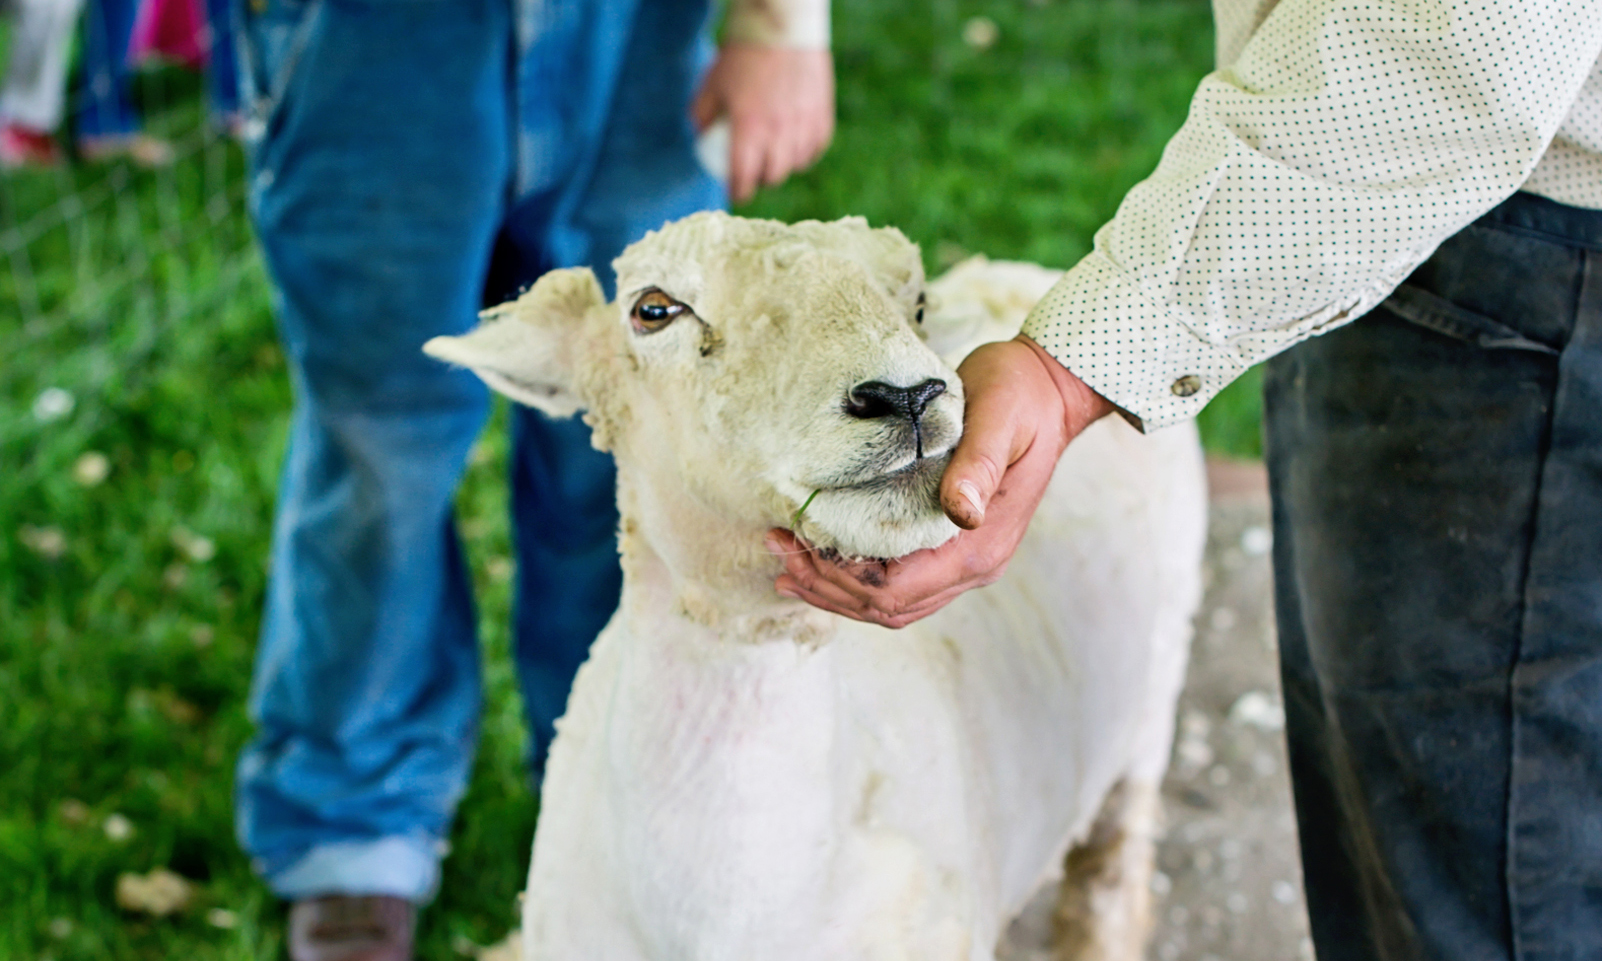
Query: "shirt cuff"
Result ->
[[723, 0, 830, 49], [1021, 251, 1253, 431]]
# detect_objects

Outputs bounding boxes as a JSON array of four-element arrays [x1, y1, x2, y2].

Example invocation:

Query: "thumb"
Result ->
[[939, 388, 1024, 530]]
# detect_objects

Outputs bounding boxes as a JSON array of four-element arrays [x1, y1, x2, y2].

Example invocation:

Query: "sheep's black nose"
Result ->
[[845, 379, 947, 423]]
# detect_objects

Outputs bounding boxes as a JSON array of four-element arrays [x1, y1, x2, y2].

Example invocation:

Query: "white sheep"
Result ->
[[425, 212, 1206, 961]]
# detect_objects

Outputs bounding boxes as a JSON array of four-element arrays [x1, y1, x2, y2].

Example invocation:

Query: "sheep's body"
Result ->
[[530, 425, 1202, 961], [425, 216, 1206, 961]]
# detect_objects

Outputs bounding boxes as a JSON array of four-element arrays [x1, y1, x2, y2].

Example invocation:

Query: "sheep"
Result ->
[[424, 211, 1207, 961]]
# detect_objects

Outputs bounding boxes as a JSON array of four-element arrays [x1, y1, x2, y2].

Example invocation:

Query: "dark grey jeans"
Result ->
[[1266, 191, 1602, 961]]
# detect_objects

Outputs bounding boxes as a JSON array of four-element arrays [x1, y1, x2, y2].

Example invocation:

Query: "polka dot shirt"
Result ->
[[1021, 0, 1602, 429]]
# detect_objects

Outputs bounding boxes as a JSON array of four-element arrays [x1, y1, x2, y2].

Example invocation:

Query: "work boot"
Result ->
[[288, 895, 415, 961]]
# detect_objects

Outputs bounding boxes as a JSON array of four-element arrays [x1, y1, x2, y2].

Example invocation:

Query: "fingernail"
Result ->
[[764, 537, 784, 555], [777, 587, 801, 600], [957, 481, 984, 522]]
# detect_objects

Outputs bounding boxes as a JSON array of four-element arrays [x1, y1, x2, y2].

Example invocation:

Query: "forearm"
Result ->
[[1025, 0, 1602, 429]]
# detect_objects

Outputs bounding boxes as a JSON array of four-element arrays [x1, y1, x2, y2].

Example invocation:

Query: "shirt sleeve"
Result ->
[[723, 0, 830, 49], [1021, 0, 1602, 430]]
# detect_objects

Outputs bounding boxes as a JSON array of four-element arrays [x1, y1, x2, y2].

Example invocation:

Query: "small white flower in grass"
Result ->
[[19, 525, 68, 559], [170, 527, 216, 563], [163, 563, 188, 590], [206, 908, 239, 929], [73, 451, 111, 486], [115, 868, 194, 916], [486, 556, 514, 583], [48, 917, 73, 939], [103, 812, 134, 842], [190, 625, 215, 648], [58, 799, 90, 825], [961, 16, 999, 49], [32, 387, 75, 422]]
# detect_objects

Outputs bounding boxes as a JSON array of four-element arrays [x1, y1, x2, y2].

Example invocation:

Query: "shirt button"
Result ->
[[1171, 374, 1202, 397]]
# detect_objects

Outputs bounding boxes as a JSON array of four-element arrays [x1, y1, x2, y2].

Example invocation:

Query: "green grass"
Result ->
[[1, 1, 1248, 957]]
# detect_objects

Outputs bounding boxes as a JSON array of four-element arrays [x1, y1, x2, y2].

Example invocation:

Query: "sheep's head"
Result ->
[[426, 212, 962, 567]]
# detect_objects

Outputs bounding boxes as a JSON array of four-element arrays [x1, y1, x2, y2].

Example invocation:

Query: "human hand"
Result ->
[[766, 336, 1116, 628], [691, 44, 835, 204]]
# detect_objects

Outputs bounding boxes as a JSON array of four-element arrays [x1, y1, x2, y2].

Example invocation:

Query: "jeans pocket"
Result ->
[[1380, 283, 1560, 356]]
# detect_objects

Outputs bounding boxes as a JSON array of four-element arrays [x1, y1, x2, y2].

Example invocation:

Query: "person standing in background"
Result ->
[[231, 1, 832, 959]]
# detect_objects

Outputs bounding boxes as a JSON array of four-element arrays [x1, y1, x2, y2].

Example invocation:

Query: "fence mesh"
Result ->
[[1, 47, 265, 414]]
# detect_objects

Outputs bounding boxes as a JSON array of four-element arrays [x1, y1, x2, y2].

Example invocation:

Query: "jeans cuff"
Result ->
[[265, 836, 443, 903]]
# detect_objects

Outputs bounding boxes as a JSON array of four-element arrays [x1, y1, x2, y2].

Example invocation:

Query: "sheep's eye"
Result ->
[[915, 291, 926, 325], [631, 289, 688, 333]]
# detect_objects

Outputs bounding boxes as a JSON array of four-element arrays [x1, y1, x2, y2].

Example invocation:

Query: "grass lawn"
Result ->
[[0, 0, 1243, 956]]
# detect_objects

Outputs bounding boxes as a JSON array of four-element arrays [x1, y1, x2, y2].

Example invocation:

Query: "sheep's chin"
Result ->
[[799, 454, 961, 561]]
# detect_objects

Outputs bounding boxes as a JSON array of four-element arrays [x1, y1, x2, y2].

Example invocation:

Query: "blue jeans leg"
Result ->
[[204, 0, 242, 119], [502, 0, 723, 777], [1266, 192, 1602, 960], [508, 411, 620, 779], [76, 0, 139, 139], [234, 0, 513, 901]]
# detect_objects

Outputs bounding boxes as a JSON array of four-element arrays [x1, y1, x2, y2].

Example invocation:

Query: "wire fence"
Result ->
[[1, 44, 265, 417]]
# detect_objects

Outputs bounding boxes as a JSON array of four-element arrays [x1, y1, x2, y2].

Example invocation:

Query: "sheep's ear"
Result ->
[[424, 268, 608, 418]]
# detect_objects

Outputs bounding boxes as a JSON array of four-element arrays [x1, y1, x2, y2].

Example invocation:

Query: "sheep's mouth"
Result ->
[[825, 450, 950, 497], [794, 450, 958, 560]]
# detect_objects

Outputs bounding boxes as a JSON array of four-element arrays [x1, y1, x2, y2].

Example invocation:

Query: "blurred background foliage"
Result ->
[[0, 0, 1243, 956]]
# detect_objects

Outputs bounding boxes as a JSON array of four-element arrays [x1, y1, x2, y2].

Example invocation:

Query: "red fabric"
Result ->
[[127, 0, 208, 69]]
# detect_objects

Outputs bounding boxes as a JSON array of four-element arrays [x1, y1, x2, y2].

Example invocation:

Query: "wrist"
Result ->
[[723, 0, 830, 49], [1014, 334, 1115, 438]]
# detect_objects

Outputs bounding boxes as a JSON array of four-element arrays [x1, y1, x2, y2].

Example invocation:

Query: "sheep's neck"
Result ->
[[615, 476, 832, 644]]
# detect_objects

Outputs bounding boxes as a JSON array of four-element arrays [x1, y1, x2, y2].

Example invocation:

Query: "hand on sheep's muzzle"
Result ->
[[766, 336, 1114, 629]]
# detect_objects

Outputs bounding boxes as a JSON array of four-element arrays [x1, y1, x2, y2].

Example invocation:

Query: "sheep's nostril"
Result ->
[[905, 379, 947, 423], [845, 382, 901, 420], [845, 379, 947, 423]]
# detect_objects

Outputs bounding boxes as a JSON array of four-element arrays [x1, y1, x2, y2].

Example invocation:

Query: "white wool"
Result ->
[[425, 213, 1207, 961]]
